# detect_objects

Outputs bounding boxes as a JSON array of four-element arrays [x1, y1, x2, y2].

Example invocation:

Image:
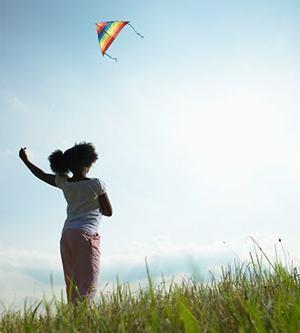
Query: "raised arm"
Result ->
[[19, 147, 56, 187]]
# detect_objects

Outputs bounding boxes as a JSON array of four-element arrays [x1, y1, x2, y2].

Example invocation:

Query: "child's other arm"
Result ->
[[99, 193, 113, 217], [19, 147, 56, 187]]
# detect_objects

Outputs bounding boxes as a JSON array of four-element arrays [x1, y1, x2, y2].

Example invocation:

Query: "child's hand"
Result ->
[[19, 147, 28, 162]]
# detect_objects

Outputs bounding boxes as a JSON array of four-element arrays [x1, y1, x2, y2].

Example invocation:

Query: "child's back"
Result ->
[[19, 142, 112, 304]]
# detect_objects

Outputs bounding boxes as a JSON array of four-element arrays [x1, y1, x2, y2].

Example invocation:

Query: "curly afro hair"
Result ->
[[48, 142, 98, 174]]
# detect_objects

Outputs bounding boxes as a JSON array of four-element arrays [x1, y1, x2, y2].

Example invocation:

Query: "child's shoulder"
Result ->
[[91, 177, 107, 195], [55, 174, 69, 188]]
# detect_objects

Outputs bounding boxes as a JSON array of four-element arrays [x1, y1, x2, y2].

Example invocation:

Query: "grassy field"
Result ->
[[1, 246, 300, 332]]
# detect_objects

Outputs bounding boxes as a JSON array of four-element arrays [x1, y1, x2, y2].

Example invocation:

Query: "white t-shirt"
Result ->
[[55, 175, 106, 235]]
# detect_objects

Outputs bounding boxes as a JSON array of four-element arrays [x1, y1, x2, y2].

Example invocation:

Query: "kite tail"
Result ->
[[128, 23, 144, 38], [105, 53, 118, 62]]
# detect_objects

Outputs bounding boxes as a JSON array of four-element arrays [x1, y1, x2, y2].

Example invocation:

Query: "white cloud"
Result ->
[[173, 91, 290, 182], [1, 148, 14, 156], [7, 96, 28, 113], [0, 249, 59, 271], [0, 264, 62, 311]]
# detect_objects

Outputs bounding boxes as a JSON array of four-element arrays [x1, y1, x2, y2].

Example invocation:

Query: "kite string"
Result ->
[[103, 23, 143, 62], [104, 53, 118, 62], [128, 23, 144, 38]]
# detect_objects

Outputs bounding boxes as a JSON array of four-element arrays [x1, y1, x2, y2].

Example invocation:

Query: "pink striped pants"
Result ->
[[60, 228, 100, 305]]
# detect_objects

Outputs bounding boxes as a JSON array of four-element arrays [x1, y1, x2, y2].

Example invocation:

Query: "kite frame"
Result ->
[[95, 21, 144, 61]]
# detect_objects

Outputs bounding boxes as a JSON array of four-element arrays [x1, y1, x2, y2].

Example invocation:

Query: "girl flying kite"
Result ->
[[19, 142, 112, 304]]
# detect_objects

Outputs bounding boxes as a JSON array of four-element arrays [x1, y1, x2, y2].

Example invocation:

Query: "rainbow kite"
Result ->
[[95, 21, 143, 61]]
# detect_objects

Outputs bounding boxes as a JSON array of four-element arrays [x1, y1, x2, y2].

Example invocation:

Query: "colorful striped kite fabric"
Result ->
[[96, 21, 129, 56]]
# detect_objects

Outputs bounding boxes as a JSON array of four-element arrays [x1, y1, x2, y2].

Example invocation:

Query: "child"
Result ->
[[19, 142, 112, 305]]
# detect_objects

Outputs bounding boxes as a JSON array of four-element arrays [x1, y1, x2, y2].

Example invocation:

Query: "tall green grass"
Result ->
[[1, 242, 300, 332]]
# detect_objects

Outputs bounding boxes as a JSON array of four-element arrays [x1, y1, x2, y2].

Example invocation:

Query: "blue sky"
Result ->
[[1, 0, 300, 307]]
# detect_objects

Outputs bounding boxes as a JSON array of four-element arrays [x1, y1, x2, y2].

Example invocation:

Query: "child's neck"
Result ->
[[69, 175, 90, 181], [69, 169, 90, 181]]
